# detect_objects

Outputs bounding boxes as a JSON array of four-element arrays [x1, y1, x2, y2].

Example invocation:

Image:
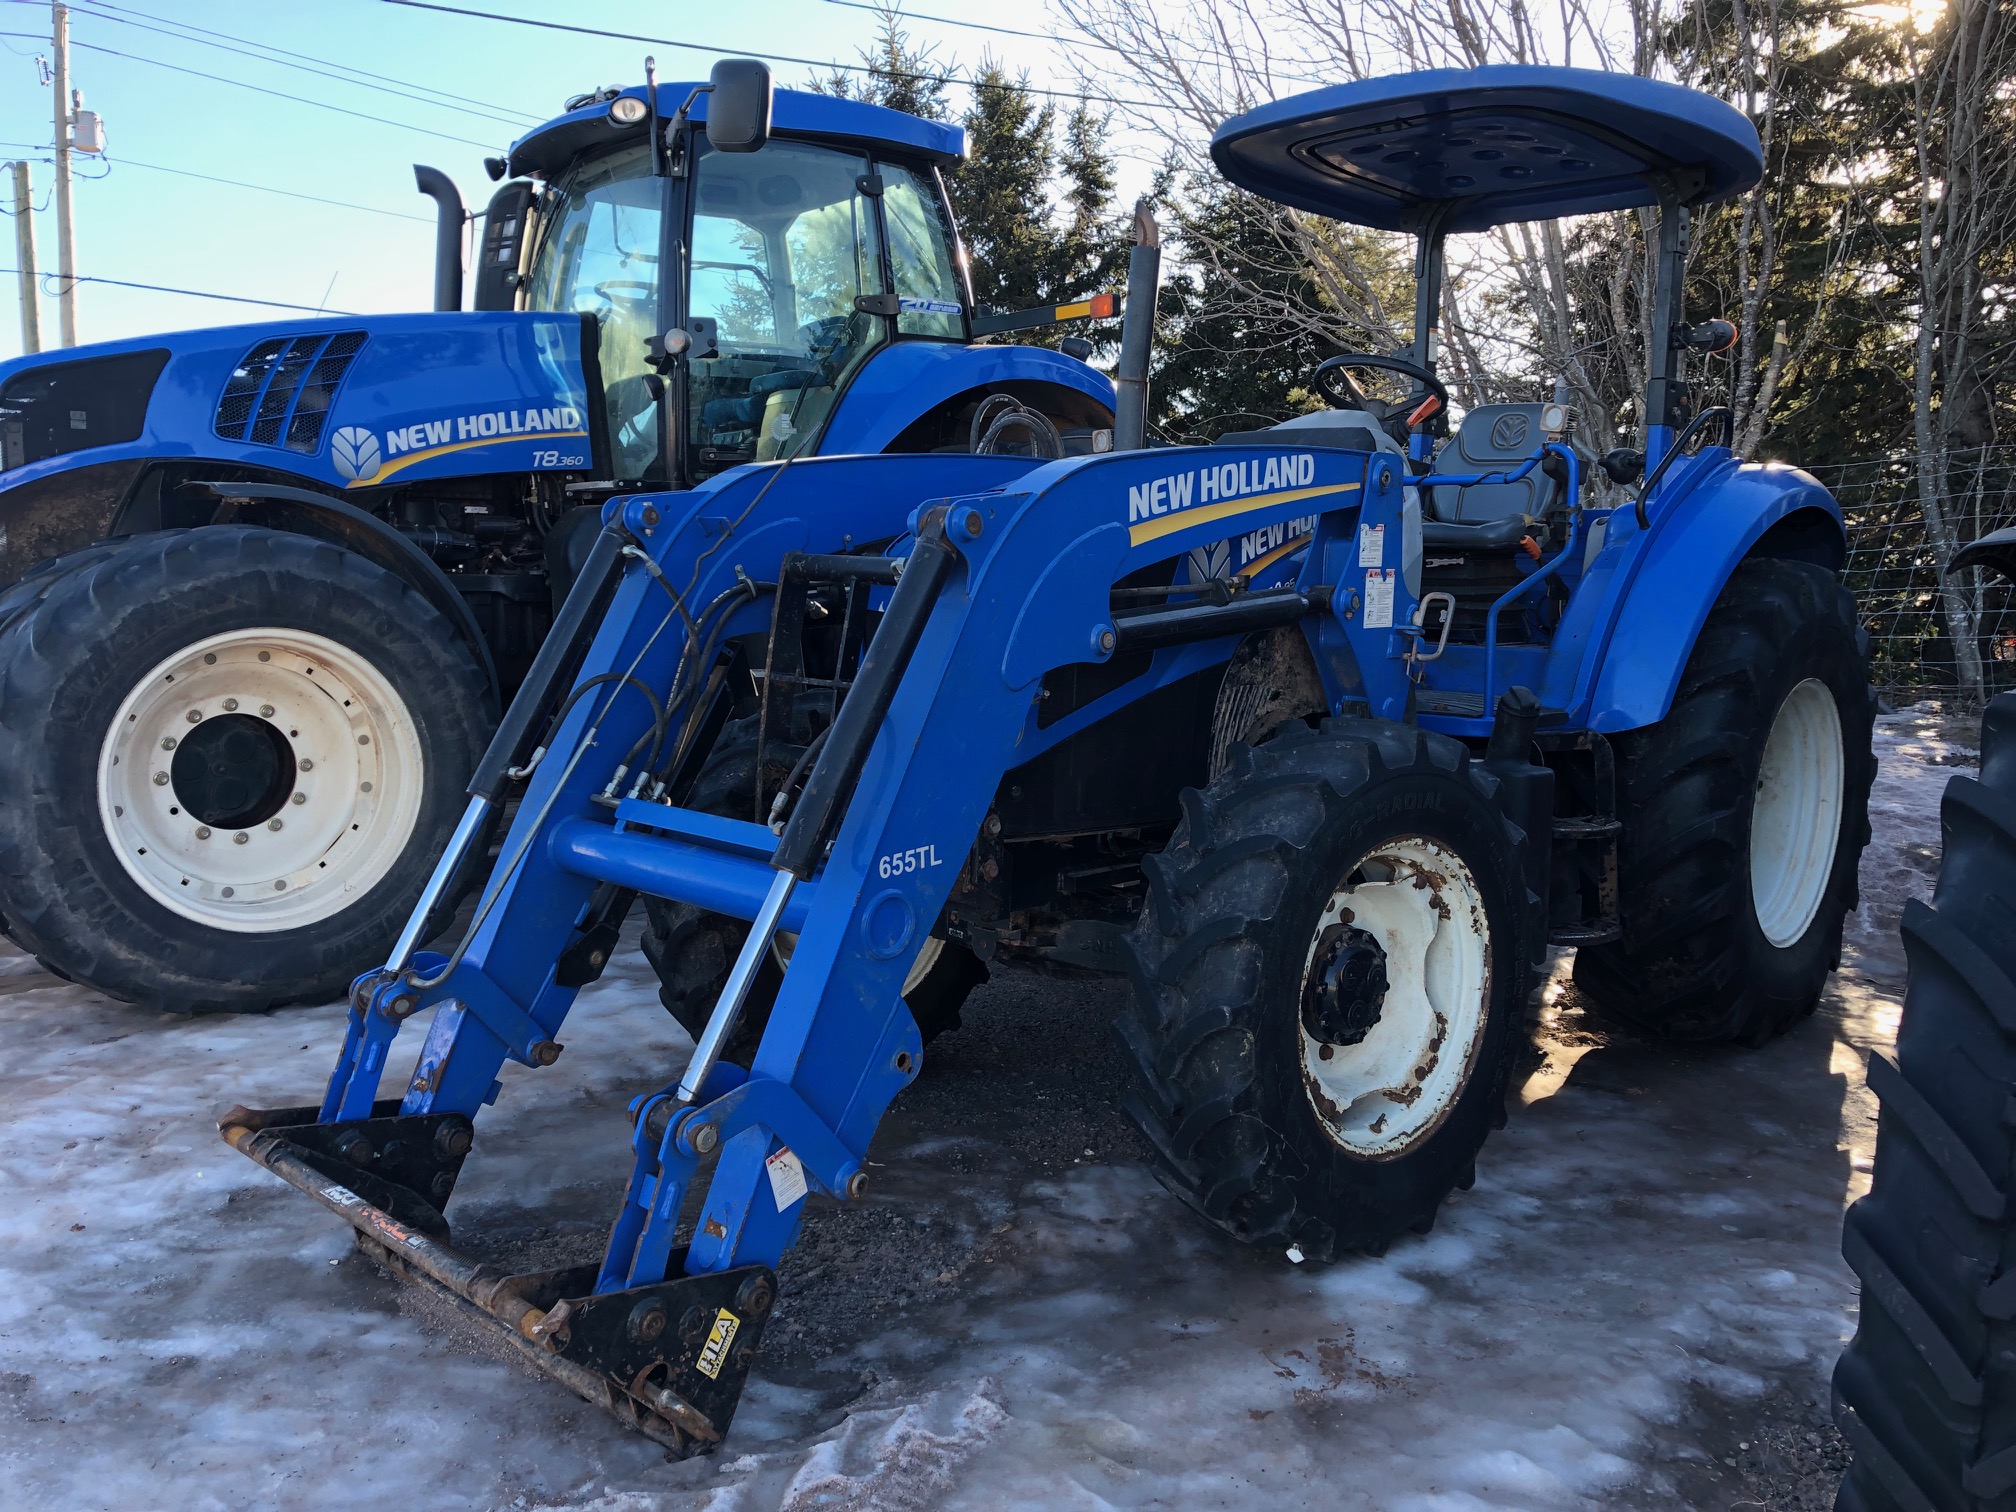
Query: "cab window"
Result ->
[[523, 142, 665, 482], [686, 141, 886, 473], [882, 165, 964, 340]]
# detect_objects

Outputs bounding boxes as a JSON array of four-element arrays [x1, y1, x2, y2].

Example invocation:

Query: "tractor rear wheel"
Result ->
[[640, 715, 986, 1063], [1573, 557, 1874, 1044], [0, 526, 493, 1012], [1833, 694, 2016, 1511], [1120, 719, 1531, 1261]]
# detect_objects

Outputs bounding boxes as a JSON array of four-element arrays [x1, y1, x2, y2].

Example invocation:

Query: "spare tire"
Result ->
[[0, 526, 493, 1012]]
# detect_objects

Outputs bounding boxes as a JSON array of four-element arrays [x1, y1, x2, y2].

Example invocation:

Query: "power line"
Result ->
[[0, 29, 504, 149], [0, 140, 428, 222], [817, 0, 1338, 90], [375, 0, 1177, 111], [72, 0, 539, 127], [110, 157, 436, 222], [0, 267, 360, 314]]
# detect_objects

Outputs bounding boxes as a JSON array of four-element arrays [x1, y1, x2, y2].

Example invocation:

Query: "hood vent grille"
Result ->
[[214, 330, 367, 454]]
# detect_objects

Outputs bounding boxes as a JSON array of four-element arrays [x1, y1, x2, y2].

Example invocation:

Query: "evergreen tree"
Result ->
[[946, 62, 1063, 313]]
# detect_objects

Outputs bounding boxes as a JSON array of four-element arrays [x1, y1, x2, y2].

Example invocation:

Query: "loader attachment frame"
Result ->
[[225, 441, 1404, 1449]]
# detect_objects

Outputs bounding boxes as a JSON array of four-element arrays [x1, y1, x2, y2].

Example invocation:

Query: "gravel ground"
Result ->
[[0, 707, 1973, 1509]]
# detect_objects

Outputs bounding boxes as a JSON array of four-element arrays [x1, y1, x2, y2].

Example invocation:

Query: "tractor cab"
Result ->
[[1209, 67, 1763, 677], [487, 65, 971, 486]]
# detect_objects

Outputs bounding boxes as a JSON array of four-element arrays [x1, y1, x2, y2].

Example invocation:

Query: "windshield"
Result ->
[[685, 139, 893, 472], [523, 142, 665, 482], [521, 136, 968, 483]]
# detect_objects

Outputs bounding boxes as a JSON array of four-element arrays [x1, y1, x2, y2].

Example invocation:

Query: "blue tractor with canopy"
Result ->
[[214, 64, 1874, 1451]]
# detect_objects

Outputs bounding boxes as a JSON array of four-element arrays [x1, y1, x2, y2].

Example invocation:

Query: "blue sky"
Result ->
[[0, 0, 1138, 360]]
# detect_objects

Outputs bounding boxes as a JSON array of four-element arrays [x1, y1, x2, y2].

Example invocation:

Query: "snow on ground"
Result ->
[[0, 708, 1977, 1511]]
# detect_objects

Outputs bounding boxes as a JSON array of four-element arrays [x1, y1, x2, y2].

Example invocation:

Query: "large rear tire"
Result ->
[[1120, 719, 1531, 1261], [1833, 694, 2016, 1511], [1573, 557, 1875, 1044], [0, 526, 493, 1012]]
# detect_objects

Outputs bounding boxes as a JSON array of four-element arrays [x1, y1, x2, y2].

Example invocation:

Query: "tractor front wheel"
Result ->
[[1573, 557, 1875, 1044], [1120, 719, 1531, 1261]]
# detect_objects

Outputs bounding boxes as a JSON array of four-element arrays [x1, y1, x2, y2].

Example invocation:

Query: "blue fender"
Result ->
[[1582, 457, 1844, 732], [817, 341, 1116, 455]]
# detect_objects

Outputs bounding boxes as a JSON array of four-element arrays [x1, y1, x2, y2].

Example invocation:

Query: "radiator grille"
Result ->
[[213, 330, 366, 455]]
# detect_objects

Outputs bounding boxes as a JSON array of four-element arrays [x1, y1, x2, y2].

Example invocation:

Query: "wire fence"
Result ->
[[1812, 446, 2016, 708]]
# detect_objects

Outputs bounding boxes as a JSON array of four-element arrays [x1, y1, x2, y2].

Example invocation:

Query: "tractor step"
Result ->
[[1418, 689, 1568, 722], [220, 1105, 775, 1456]]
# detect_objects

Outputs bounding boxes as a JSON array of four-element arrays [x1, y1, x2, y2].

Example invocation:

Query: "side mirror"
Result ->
[[705, 59, 772, 153]]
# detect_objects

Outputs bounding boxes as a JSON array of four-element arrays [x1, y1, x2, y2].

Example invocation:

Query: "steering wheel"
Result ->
[[593, 279, 657, 314], [1313, 353, 1451, 444]]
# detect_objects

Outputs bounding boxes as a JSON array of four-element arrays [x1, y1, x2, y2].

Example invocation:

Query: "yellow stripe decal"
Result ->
[[343, 429, 590, 489], [1127, 481, 1359, 548], [1053, 299, 1094, 320]]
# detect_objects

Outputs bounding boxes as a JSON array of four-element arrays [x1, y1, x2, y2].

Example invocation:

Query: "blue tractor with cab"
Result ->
[[0, 62, 1120, 1013], [211, 64, 1874, 1451]]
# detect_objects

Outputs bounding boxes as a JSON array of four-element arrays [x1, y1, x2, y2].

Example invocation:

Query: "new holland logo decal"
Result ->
[[328, 403, 588, 488], [1125, 452, 1358, 547]]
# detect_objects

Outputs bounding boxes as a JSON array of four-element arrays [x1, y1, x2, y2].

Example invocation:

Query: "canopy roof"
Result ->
[[1210, 66, 1763, 234]]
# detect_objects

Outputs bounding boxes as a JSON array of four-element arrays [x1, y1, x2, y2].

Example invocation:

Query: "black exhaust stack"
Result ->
[[414, 165, 465, 313], [1112, 199, 1161, 451]]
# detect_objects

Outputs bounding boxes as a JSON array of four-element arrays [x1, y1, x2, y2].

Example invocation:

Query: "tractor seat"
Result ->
[[1414, 402, 1558, 550], [700, 368, 814, 431]]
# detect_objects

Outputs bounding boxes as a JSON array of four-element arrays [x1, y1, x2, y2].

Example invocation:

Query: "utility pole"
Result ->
[[50, 0, 76, 347], [11, 160, 41, 354]]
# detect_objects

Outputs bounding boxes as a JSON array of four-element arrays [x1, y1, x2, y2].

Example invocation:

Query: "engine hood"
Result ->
[[0, 311, 603, 496]]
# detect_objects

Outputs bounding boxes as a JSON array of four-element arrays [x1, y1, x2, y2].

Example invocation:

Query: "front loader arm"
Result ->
[[226, 441, 1398, 1452]]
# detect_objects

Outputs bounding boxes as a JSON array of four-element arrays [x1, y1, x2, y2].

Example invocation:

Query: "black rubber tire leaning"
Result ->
[[1574, 557, 1875, 1045], [1120, 718, 1532, 1262], [1832, 694, 2016, 1511], [0, 526, 494, 1012], [640, 715, 987, 1064]]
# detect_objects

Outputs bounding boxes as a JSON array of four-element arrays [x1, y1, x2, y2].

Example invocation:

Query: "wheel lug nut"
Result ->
[[222, 698, 239, 712], [186, 709, 202, 723], [195, 827, 211, 840], [203, 653, 217, 665], [221, 886, 235, 897], [299, 759, 314, 772], [233, 832, 248, 845], [291, 792, 306, 805], [153, 771, 169, 786], [257, 651, 270, 662], [361, 781, 373, 793], [358, 735, 370, 746], [160, 736, 176, 751], [259, 704, 274, 718], [267, 818, 283, 832]]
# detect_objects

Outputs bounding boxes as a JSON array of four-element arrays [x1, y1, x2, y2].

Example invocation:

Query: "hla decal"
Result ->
[[1127, 452, 1318, 524], [383, 404, 584, 458]]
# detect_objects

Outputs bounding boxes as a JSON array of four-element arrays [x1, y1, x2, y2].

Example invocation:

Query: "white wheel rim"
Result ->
[[1749, 677, 1844, 948], [96, 627, 424, 933], [1299, 837, 1492, 1159]]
